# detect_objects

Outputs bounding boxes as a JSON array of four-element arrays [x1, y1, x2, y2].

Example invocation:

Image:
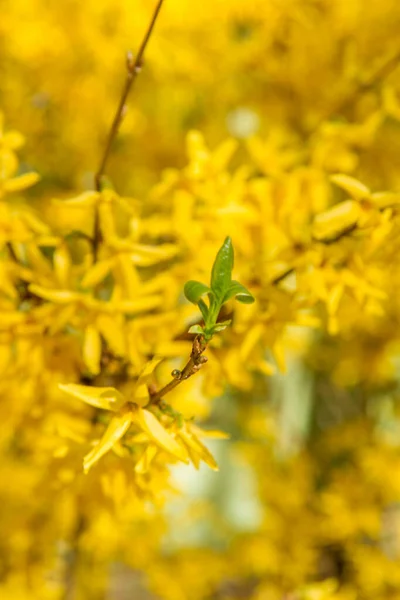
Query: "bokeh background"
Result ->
[[3, 0, 400, 599]]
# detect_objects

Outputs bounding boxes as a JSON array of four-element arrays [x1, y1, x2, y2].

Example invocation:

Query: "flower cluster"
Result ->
[[2, 0, 400, 598]]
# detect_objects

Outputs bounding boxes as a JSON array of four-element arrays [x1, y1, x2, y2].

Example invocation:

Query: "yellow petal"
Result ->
[[133, 408, 189, 463], [295, 313, 321, 328], [330, 174, 370, 199], [115, 253, 140, 298], [190, 424, 229, 440], [327, 284, 344, 316], [19, 211, 50, 235], [96, 314, 126, 356], [187, 130, 209, 167], [48, 304, 76, 334], [83, 325, 102, 375], [133, 385, 151, 407], [59, 383, 125, 411], [108, 295, 162, 314], [134, 445, 158, 474], [83, 412, 132, 473], [179, 428, 219, 471], [54, 412, 90, 444], [81, 259, 114, 288], [129, 243, 179, 266], [3, 172, 40, 192], [370, 192, 400, 210], [256, 360, 275, 376], [240, 323, 264, 361], [138, 357, 164, 380], [28, 285, 79, 304], [138, 273, 175, 296], [383, 85, 400, 119], [131, 358, 164, 406], [179, 438, 201, 469], [272, 340, 286, 373], [154, 341, 192, 357], [53, 445, 69, 459], [312, 200, 361, 241], [36, 235, 60, 247], [130, 432, 151, 444], [0, 311, 26, 327], [3, 130, 25, 150], [55, 191, 99, 208], [211, 138, 238, 171], [0, 262, 19, 299], [328, 315, 339, 336], [98, 202, 116, 243], [53, 244, 71, 287], [133, 357, 164, 396], [26, 245, 53, 277], [0, 148, 18, 179], [0, 273, 18, 300]]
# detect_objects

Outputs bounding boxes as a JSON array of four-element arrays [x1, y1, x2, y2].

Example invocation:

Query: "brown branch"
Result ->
[[271, 267, 295, 285], [7, 241, 19, 263], [92, 0, 165, 258], [94, 0, 164, 190], [146, 335, 208, 407]]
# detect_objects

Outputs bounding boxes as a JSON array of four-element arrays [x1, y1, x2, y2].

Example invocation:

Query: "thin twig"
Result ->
[[146, 336, 208, 407], [94, 0, 164, 190], [271, 267, 295, 285], [92, 0, 165, 259]]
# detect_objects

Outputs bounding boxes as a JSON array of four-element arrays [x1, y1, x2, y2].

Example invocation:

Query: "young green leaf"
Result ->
[[184, 280, 212, 304], [210, 320, 232, 333], [210, 236, 234, 300], [188, 324, 205, 335], [223, 281, 255, 304], [197, 298, 209, 321]]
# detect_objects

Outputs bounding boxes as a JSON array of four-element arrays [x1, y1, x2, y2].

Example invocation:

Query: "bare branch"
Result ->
[[93, 0, 165, 258], [146, 336, 208, 407]]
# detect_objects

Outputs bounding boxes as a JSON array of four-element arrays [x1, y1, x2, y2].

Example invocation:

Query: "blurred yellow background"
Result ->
[[2, 1, 400, 599]]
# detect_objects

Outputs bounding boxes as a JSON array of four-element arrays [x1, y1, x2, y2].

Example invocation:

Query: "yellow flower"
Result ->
[[59, 359, 193, 472]]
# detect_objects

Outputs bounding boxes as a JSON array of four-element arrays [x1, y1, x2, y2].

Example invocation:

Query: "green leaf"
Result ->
[[188, 324, 205, 335], [210, 236, 234, 300], [184, 280, 212, 304], [198, 299, 209, 321], [222, 281, 255, 304], [210, 320, 232, 333]]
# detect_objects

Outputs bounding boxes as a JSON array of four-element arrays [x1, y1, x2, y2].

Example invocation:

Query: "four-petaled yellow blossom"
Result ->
[[59, 359, 223, 474]]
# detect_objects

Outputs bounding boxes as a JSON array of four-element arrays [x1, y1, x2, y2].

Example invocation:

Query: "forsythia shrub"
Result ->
[[2, 1, 400, 599]]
